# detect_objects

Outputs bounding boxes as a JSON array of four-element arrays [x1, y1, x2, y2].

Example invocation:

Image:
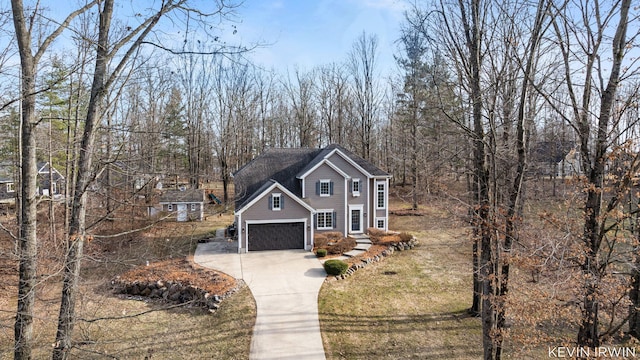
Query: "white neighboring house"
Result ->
[[156, 189, 205, 222]]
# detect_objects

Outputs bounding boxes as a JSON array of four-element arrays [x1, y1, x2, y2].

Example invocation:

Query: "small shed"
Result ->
[[158, 189, 205, 222]]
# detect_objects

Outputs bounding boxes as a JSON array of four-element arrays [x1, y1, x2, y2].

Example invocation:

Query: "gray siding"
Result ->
[[326, 153, 371, 229], [240, 189, 312, 250], [161, 202, 203, 221], [304, 163, 346, 233], [0, 181, 15, 203]]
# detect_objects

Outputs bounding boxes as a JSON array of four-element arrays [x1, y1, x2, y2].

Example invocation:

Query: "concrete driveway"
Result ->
[[194, 241, 327, 360]]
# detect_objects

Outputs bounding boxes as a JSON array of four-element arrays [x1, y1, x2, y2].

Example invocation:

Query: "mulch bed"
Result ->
[[116, 257, 237, 295]]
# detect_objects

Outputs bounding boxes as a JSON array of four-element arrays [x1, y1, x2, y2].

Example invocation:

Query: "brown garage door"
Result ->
[[248, 222, 304, 251]]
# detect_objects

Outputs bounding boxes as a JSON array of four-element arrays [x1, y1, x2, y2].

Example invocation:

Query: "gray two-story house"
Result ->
[[0, 161, 65, 204], [233, 144, 391, 252]]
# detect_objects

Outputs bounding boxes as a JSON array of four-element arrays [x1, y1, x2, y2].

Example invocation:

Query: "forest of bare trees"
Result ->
[[1, 0, 640, 359]]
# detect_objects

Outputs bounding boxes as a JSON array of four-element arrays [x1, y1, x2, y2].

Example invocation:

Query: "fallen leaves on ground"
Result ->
[[117, 257, 237, 295]]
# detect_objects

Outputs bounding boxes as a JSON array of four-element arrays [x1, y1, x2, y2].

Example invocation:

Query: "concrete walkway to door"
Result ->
[[194, 239, 327, 360]]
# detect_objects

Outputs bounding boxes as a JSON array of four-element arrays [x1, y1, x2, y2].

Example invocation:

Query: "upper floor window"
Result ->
[[318, 180, 332, 197], [7, 182, 15, 193], [352, 178, 360, 196], [376, 182, 386, 209], [168, 204, 173, 211], [191, 203, 196, 211], [271, 193, 282, 211]]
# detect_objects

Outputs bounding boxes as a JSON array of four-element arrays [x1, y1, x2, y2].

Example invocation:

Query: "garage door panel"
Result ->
[[248, 222, 304, 251]]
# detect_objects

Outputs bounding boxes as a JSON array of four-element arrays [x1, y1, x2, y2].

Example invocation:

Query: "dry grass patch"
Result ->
[[69, 286, 255, 359], [319, 208, 482, 359], [0, 204, 255, 359]]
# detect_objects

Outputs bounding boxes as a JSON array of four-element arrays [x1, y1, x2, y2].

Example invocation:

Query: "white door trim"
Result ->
[[348, 204, 364, 234]]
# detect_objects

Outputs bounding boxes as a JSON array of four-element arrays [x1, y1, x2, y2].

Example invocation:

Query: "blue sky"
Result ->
[[234, 0, 407, 75]]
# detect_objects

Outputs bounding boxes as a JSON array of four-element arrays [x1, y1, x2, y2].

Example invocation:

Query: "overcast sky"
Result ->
[[234, 0, 407, 75]]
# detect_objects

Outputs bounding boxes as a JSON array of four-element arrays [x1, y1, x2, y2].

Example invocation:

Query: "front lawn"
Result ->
[[318, 200, 483, 359]]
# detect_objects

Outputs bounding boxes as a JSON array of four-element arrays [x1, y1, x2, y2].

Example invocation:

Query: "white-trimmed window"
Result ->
[[352, 178, 360, 196], [376, 218, 386, 229], [316, 210, 334, 230], [376, 182, 386, 209], [191, 203, 196, 211], [51, 182, 57, 195], [6, 182, 15, 193], [319, 180, 331, 197], [271, 193, 282, 211], [168, 204, 173, 211]]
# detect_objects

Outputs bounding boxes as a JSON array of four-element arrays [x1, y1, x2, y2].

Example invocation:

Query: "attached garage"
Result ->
[[247, 222, 305, 251], [235, 181, 315, 253]]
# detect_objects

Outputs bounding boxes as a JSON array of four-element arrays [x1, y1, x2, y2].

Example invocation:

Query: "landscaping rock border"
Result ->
[[329, 238, 418, 281], [111, 278, 243, 313]]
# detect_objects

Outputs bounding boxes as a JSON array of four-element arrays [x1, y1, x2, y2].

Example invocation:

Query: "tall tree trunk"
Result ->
[[11, 1, 39, 357], [495, 3, 549, 358], [576, 0, 630, 347], [459, 0, 495, 357], [629, 201, 640, 338], [52, 1, 113, 358]]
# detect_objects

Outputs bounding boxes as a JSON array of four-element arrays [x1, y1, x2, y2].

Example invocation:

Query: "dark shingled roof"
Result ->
[[159, 189, 204, 203], [233, 148, 321, 209], [233, 144, 390, 210], [530, 141, 576, 163]]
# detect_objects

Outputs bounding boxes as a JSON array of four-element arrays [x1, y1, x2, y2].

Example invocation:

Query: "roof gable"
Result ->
[[296, 158, 351, 180], [298, 144, 390, 179], [235, 180, 315, 214], [37, 162, 65, 181]]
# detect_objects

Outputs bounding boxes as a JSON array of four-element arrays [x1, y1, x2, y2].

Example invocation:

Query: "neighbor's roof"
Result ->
[[159, 189, 204, 203], [0, 160, 65, 182], [530, 141, 576, 163]]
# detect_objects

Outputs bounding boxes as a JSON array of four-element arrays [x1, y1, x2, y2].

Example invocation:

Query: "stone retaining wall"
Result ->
[[111, 278, 241, 312], [329, 238, 418, 281]]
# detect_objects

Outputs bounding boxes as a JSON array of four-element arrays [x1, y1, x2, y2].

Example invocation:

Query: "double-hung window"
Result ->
[[6, 183, 15, 193], [352, 178, 360, 197], [316, 210, 334, 230], [319, 180, 331, 197]]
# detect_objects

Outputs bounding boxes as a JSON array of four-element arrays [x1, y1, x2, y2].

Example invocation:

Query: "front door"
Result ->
[[177, 204, 187, 221], [349, 205, 363, 233]]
